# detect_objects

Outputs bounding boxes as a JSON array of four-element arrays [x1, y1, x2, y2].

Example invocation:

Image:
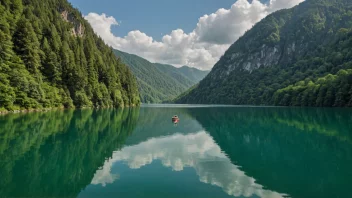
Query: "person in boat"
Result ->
[[172, 115, 179, 125], [172, 115, 179, 122]]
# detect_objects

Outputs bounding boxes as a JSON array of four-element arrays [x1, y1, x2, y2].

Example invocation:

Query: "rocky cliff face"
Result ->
[[217, 40, 308, 78], [61, 10, 84, 37], [219, 44, 281, 76], [211, 6, 317, 78]]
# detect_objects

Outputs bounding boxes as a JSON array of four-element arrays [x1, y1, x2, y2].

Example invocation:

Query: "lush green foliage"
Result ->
[[114, 50, 209, 103], [0, 0, 140, 111], [176, 0, 352, 107], [274, 69, 352, 106]]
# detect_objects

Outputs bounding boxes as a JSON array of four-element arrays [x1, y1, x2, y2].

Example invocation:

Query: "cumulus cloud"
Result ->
[[85, 0, 304, 70], [195, 0, 267, 45], [90, 131, 287, 197]]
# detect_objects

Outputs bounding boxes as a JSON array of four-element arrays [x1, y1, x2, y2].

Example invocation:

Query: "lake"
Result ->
[[0, 105, 352, 198]]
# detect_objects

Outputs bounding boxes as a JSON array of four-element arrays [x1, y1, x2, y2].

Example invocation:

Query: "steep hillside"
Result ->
[[0, 0, 140, 112], [176, 0, 352, 107], [114, 49, 209, 103], [154, 64, 209, 86], [153, 64, 195, 88], [178, 66, 211, 84]]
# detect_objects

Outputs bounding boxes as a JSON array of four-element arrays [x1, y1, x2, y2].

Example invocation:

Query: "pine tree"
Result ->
[[13, 17, 42, 76]]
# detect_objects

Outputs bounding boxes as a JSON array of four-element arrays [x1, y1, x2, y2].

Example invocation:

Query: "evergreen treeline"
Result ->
[[0, 0, 140, 111], [175, 0, 352, 107], [114, 49, 209, 103], [274, 69, 352, 106]]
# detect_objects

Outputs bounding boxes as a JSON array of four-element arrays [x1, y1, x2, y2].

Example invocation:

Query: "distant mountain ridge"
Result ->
[[114, 49, 209, 103], [176, 0, 352, 107]]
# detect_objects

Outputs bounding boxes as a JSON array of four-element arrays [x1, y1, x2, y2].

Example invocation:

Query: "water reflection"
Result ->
[[1, 106, 352, 198], [90, 131, 285, 197], [124, 107, 204, 145], [0, 108, 139, 198], [187, 107, 352, 198]]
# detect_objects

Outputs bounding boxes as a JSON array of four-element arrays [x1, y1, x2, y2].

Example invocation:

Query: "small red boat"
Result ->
[[172, 115, 179, 124]]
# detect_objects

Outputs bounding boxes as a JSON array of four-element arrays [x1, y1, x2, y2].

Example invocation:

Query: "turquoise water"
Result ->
[[0, 106, 352, 198]]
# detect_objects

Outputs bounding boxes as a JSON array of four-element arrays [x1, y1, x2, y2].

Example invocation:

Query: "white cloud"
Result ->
[[268, 0, 304, 11], [85, 0, 304, 70], [90, 132, 287, 197], [195, 0, 267, 45]]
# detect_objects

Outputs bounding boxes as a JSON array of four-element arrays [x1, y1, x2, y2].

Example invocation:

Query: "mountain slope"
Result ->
[[153, 63, 195, 88], [0, 0, 139, 111], [176, 0, 352, 107], [178, 66, 212, 84], [114, 49, 209, 103]]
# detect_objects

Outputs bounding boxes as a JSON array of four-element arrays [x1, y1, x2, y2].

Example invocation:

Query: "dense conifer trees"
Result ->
[[0, 0, 140, 111]]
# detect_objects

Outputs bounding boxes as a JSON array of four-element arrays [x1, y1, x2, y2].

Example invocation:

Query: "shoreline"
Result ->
[[0, 105, 139, 116], [0, 107, 65, 115]]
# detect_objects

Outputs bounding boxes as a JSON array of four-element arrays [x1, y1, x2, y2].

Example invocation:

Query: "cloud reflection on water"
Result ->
[[91, 131, 285, 198]]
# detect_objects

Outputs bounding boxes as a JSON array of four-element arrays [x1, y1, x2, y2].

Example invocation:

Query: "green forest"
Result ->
[[273, 69, 352, 106], [0, 0, 140, 112], [176, 0, 352, 107], [114, 49, 209, 103]]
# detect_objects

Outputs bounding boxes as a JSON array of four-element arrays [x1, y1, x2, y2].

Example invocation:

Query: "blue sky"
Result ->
[[68, 0, 236, 40], [68, 0, 304, 69]]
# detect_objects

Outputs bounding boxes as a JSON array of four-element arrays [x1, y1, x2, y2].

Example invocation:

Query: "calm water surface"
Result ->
[[0, 105, 352, 198]]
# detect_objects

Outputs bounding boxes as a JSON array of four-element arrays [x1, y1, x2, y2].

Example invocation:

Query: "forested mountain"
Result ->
[[114, 49, 209, 103], [175, 0, 352, 107], [154, 64, 209, 86], [0, 0, 140, 112]]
